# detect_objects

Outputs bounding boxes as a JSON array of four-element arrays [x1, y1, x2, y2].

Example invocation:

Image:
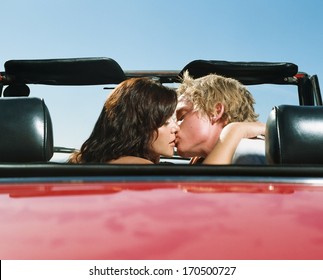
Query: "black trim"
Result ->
[[311, 75, 322, 105], [1, 164, 323, 179]]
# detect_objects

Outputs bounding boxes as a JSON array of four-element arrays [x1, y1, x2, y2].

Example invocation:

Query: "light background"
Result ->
[[1, 0, 322, 148]]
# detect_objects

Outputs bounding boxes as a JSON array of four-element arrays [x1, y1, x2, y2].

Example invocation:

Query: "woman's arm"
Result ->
[[202, 122, 265, 165]]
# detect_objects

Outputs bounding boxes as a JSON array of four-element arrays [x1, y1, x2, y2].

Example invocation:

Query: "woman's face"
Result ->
[[151, 117, 179, 158]]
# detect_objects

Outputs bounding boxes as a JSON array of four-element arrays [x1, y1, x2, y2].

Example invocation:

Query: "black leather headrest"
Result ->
[[266, 105, 323, 164], [0, 97, 53, 162]]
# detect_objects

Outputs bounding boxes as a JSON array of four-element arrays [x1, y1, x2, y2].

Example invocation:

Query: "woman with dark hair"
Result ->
[[69, 77, 179, 164]]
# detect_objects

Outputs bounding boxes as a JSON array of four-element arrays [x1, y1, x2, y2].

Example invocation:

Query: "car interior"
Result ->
[[0, 57, 323, 181]]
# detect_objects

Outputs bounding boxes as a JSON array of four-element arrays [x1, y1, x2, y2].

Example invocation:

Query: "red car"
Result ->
[[0, 58, 323, 260]]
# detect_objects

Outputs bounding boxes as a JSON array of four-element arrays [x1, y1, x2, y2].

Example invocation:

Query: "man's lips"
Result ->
[[174, 137, 180, 147]]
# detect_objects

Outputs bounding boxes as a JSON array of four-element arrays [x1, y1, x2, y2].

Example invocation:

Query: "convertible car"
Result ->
[[0, 58, 323, 260]]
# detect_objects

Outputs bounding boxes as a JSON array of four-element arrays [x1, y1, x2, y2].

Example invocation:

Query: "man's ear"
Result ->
[[211, 103, 225, 124]]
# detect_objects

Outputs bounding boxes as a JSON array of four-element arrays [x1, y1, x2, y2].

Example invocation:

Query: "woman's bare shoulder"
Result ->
[[108, 156, 153, 164]]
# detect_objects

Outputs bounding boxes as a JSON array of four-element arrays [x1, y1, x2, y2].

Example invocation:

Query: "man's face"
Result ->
[[175, 97, 219, 158]]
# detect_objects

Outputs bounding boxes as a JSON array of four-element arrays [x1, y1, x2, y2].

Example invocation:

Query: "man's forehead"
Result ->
[[176, 96, 193, 111]]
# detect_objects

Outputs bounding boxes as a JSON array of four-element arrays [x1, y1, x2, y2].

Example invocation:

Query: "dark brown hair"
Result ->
[[69, 78, 177, 163]]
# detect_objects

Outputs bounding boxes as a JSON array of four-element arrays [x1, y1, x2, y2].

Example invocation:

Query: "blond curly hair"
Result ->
[[177, 71, 258, 123]]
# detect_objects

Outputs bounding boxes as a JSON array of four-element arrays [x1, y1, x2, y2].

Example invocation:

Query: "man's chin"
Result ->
[[176, 147, 194, 158]]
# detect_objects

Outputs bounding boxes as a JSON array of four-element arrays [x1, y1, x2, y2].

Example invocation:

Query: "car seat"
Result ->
[[0, 97, 53, 162], [266, 105, 323, 164]]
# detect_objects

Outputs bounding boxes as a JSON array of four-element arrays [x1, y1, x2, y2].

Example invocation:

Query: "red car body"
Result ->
[[1, 176, 323, 259]]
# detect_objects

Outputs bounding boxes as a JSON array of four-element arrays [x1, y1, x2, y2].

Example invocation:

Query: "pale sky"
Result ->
[[2, 0, 323, 148]]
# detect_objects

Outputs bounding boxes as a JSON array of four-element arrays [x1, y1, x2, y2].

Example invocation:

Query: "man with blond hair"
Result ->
[[175, 71, 265, 164]]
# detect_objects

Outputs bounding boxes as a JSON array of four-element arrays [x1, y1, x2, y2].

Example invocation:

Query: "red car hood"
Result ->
[[1, 181, 323, 260]]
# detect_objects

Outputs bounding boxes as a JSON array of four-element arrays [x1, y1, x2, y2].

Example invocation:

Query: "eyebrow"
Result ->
[[176, 106, 187, 114], [176, 103, 191, 111], [176, 106, 191, 119]]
